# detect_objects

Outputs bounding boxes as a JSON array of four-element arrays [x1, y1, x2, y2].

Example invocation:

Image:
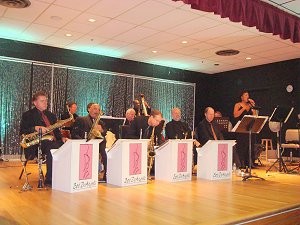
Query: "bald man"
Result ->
[[196, 107, 223, 146], [165, 108, 191, 139]]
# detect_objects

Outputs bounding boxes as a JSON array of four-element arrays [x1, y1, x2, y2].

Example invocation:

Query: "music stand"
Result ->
[[233, 115, 268, 181], [100, 116, 126, 139], [266, 106, 294, 173], [215, 117, 229, 132]]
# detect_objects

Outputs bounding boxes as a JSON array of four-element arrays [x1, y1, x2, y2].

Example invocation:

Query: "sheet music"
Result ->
[[231, 121, 241, 132]]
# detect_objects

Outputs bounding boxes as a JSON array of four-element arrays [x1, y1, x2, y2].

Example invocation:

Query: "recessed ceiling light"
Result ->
[[245, 57, 252, 60], [50, 16, 62, 21], [88, 18, 96, 22], [152, 50, 157, 53], [214, 63, 219, 66], [65, 33, 72, 37], [181, 41, 188, 44]]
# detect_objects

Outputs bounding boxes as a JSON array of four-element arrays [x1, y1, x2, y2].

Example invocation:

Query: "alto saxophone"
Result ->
[[20, 113, 74, 148], [147, 127, 156, 179], [140, 94, 148, 116], [86, 110, 104, 141]]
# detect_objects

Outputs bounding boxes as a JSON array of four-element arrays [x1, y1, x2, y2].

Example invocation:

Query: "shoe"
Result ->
[[44, 180, 52, 187]]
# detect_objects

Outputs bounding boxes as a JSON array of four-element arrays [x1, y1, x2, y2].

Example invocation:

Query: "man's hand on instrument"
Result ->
[[35, 126, 48, 134], [95, 124, 104, 133]]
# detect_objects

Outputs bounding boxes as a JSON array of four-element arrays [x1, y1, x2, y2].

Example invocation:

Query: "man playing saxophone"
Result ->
[[71, 103, 107, 182], [20, 91, 67, 187]]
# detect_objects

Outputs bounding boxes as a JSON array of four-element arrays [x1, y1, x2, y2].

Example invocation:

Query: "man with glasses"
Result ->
[[126, 109, 164, 145]]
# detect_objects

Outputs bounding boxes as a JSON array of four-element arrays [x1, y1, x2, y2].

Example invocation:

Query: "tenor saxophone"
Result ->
[[147, 127, 156, 179], [86, 110, 104, 141], [20, 113, 74, 148]]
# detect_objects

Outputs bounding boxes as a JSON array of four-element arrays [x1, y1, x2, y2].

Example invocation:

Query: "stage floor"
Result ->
[[0, 160, 299, 225]]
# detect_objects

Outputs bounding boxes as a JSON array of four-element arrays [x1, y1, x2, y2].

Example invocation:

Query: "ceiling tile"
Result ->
[[43, 35, 74, 47], [113, 26, 159, 43], [282, 0, 300, 13], [118, 44, 149, 56], [0, 18, 30, 38], [90, 19, 136, 38], [206, 30, 257, 46], [22, 23, 58, 41], [87, 0, 145, 18], [143, 8, 199, 31], [116, 0, 174, 25], [154, 38, 199, 51], [34, 5, 81, 28], [167, 17, 222, 36], [101, 39, 130, 49], [65, 35, 107, 50], [54, 0, 99, 11], [72, 13, 111, 27], [136, 32, 180, 47], [53, 29, 84, 40], [63, 21, 97, 33]]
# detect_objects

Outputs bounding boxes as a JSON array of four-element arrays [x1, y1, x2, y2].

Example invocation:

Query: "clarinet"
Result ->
[[37, 128, 44, 188]]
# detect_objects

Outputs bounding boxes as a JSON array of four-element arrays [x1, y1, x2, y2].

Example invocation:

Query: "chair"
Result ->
[[261, 139, 274, 161], [281, 129, 300, 172]]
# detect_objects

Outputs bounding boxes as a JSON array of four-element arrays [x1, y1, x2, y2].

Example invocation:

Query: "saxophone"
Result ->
[[147, 127, 156, 179], [20, 113, 74, 149], [86, 110, 104, 142]]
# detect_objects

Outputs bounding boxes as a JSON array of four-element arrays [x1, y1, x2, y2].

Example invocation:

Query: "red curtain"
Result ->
[[173, 0, 300, 43]]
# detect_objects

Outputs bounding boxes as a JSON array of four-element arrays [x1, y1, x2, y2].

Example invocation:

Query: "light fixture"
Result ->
[[0, 0, 31, 8], [65, 33, 72, 37], [216, 49, 240, 56], [245, 57, 252, 60], [152, 50, 157, 53], [181, 40, 188, 44], [88, 18, 96, 23]]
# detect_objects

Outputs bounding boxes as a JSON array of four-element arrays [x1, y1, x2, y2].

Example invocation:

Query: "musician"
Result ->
[[233, 90, 257, 168], [124, 108, 136, 125], [165, 108, 191, 139], [71, 103, 108, 182], [20, 91, 66, 187], [196, 107, 224, 146], [133, 99, 151, 116], [61, 102, 79, 120], [125, 109, 164, 145]]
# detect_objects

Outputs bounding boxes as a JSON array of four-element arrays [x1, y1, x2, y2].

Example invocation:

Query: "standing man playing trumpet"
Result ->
[[20, 91, 67, 187], [71, 103, 108, 182]]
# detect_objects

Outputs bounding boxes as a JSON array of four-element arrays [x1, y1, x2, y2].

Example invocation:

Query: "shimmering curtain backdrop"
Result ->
[[0, 57, 195, 155]]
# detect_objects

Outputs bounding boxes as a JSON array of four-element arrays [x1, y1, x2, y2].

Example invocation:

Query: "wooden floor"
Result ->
[[0, 160, 300, 225]]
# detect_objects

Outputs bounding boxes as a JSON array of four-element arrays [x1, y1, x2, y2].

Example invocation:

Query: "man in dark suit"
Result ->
[[165, 108, 191, 139], [125, 109, 164, 145], [71, 103, 107, 182], [197, 107, 224, 146], [20, 91, 66, 187]]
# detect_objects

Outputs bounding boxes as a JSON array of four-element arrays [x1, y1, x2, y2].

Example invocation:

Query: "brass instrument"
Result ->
[[147, 127, 156, 180], [20, 113, 74, 149], [86, 110, 104, 141], [140, 94, 148, 116]]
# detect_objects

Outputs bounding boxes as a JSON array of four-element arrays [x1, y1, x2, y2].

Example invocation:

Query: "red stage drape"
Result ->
[[173, 0, 300, 43]]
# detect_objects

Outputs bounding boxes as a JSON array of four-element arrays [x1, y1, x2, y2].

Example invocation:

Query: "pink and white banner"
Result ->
[[79, 144, 93, 180], [177, 143, 188, 172], [129, 143, 142, 175], [217, 144, 228, 171]]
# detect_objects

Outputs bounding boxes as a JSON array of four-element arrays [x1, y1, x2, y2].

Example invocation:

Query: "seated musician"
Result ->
[[197, 107, 224, 146], [124, 108, 136, 125], [125, 109, 164, 145], [20, 91, 67, 187], [61, 102, 79, 121], [71, 103, 107, 182], [165, 108, 191, 139]]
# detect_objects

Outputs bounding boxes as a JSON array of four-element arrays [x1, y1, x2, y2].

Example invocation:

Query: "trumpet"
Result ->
[[86, 110, 104, 141], [20, 113, 73, 148]]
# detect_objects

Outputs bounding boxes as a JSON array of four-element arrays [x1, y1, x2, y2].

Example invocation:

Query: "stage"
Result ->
[[0, 160, 299, 225]]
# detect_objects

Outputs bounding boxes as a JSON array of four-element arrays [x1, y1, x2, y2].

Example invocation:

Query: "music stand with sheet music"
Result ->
[[232, 115, 268, 181], [266, 106, 294, 173], [215, 117, 229, 132], [100, 116, 126, 140]]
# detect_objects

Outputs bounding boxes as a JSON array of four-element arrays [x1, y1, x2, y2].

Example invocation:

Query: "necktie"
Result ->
[[210, 123, 218, 140], [41, 111, 56, 141]]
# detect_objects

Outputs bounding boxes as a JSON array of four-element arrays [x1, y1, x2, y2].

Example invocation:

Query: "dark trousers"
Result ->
[[42, 140, 63, 182], [99, 139, 107, 180], [236, 133, 255, 167]]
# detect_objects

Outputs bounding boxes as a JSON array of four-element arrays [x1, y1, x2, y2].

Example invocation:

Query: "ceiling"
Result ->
[[0, 0, 300, 74]]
